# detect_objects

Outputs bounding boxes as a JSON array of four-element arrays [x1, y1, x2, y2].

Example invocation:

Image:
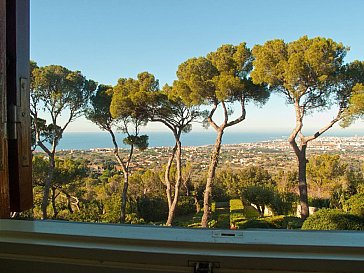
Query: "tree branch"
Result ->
[[226, 95, 246, 128], [305, 108, 344, 143], [207, 102, 219, 131], [288, 102, 304, 157]]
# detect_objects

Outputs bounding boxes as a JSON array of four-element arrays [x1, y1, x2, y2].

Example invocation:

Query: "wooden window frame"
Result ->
[[0, 0, 32, 218], [1, 219, 364, 273], [0, 2, 363, 273]]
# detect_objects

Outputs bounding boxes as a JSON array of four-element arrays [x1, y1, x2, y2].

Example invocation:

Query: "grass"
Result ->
[[173, 211, 203, 227], [172, 199, 301, 230], [230, 199, 246, 226]]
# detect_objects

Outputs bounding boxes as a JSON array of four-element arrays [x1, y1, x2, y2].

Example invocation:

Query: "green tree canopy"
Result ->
[[251, 36, 363, 219], [85, 84, 114, 131], [107, 72, 158, 222], [30, 61, 97, 219], [174, 43, 269, 227], [307, 154, 347, 197]]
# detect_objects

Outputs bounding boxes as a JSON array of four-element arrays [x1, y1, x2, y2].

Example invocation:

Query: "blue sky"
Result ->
[[30, 0, 364, 134]]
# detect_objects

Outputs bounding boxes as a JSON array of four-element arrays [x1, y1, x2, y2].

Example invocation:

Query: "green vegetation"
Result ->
[[302, 209, 364, 230], [28, 36, 364, 229], [251, 36, 364, 219]]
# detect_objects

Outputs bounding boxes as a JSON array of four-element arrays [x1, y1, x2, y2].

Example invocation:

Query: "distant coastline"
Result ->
[[37, 131, 364, 151]]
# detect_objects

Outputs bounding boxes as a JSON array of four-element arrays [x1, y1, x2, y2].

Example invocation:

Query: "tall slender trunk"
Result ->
[[193, 191, 200, 213], [289, 102, 309, 219], [201, 129, 224, 228], [166, 140, 182, 226], [41, 154, 55, 219], [108, 129, 130, 223], [165, 144, 177, 209], [297, 145, 309, 219], [51, 186, 58, 218], [120, 171, 129, 223], [63, 191, 74, 214]]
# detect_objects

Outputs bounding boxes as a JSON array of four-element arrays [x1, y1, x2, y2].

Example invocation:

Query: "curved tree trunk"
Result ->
[[63, 191, 74, 214], [165, 144, 177, 210], [166, 140, 182, 226], [108, 129, 130, 223], [201, 129, 224, 227], [289, 102, 310, 219]]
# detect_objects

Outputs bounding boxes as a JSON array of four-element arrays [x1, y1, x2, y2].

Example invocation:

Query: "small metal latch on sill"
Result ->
[[188, 261, 220, 273], [212, 230, 243, 238]]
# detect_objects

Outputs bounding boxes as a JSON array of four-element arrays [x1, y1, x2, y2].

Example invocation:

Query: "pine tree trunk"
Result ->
[[120, 171, 128, 223], [51, 187, 58, 218], [289, 102, 309, 220], [165, 144, 177, 210], [166, 140, 182, 226], [201, 129, 224, 228], [194, 192, 200, 213], [41, 155, 55, 219], [65, 193, 74, 214], [298, 147, 309, 219]]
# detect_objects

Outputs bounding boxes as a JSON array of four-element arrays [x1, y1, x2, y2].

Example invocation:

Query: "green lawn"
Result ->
[[172, 199, 302, 229]]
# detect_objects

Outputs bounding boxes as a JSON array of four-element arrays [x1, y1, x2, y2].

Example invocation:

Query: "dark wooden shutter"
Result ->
[[0, 0, 9, 218], [0, 0, 32, 218]]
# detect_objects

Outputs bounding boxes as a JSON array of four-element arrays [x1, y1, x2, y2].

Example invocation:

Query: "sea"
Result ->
[[43, 130, 364, 151]]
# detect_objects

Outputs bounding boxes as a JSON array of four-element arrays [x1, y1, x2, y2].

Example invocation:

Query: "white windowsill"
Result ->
[[0, 219, 363, 273]]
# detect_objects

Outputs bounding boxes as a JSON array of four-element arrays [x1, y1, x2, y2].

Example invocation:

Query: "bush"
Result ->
[[125, 213, 145, 224], [212, 182, 230, 202], [176, 196, 195, 216], [270, 192, 298, 215], [241, 186, 275, 216], [137, 196, 168, 222], [302, 208, 364, 230], [237, 219, 277, 229], [67, 200, 103, 223], [265, 216, 303, 229], [243, 205, 260, 219], [343, 193, 364, 217]]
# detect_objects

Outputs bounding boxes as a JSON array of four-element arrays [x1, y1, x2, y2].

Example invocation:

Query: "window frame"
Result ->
[[0, 1, 364, 273], [1, 219, 364, 273], [0, 0, 32, 219]]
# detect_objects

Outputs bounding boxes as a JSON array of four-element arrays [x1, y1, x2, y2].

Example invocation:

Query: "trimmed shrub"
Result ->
[[302, 208, 364, 230], [266, 215, 303, 229], [237, 219, 277, 229], [243, 205, 260, 220]]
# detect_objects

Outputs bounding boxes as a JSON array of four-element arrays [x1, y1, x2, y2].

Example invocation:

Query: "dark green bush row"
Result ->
[[236, 216, 303, 229], [302, 208, 364, 230]]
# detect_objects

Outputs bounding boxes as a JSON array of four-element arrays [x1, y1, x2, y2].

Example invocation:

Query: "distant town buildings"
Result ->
[[38, 136, 364, 175]]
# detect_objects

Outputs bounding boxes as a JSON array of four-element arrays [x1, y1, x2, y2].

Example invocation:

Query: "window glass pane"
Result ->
[[25, 1, 364, 231]]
